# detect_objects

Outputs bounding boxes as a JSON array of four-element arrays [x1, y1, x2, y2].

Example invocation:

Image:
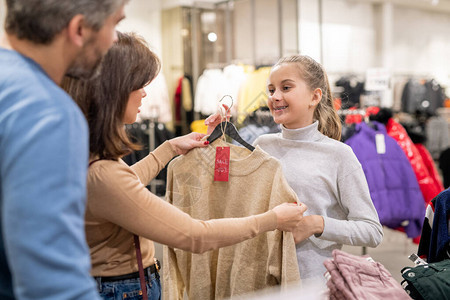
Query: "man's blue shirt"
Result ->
[[0, 48, 100, 299]]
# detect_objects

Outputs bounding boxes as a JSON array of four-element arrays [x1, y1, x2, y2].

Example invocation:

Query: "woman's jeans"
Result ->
[[96, 272, 161, 300]]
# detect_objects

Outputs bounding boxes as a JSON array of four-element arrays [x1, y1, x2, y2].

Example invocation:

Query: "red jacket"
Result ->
[[386, 118, 442, 204], [415, 143, 444, 193]]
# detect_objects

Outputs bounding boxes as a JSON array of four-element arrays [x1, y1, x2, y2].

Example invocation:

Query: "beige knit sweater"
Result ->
[[163, 140, 300, 300], [85, 141, 278, 277]]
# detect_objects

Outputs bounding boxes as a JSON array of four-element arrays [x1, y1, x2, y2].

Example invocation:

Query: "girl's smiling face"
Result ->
[[267, 63, 322, 129]]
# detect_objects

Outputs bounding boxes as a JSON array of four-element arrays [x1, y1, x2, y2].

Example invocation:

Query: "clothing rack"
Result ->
[[328, 71, 365, 77], [337, 108, 366, 116], [391, 72, 433, 79]]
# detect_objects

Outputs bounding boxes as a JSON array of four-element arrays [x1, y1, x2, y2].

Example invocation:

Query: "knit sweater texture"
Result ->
[[254, 121, 383, 285], [163, 140, 300, 299], [85, 141, 277, 277]]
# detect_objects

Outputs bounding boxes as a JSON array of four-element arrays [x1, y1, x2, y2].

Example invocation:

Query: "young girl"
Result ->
[[61, 32, 306, 300], [254, 55, 383, 285]]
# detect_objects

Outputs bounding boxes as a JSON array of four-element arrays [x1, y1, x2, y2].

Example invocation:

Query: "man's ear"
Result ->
[[66, 14, 87, 48]]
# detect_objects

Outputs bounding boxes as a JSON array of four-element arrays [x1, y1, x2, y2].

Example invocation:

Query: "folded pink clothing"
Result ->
[[329, 249, 410, 300], [324, 259, 356, 300]]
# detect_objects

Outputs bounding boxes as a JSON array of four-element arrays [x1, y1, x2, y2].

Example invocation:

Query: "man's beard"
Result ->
[[66, 45, 105, 80]]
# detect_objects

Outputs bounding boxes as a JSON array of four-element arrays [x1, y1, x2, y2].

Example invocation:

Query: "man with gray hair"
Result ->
[[0, 1, 127, 299]]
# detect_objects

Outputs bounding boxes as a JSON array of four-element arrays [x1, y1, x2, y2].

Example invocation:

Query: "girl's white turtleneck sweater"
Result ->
[[254, 121, 383, 285]]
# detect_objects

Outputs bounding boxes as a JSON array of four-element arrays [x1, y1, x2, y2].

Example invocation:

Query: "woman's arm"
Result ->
[[130, 141, 176, 185], [88, 161, 305, 253], [131, 133, 207, 184]]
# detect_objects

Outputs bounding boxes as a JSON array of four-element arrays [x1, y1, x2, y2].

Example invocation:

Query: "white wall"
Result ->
[[233, 0, 253, 62], [392, 5, 450, 86], [298, 0, 450, 88], [299, 0, 376, 74], [254, 0, 280, 63], [117, 0, 162, 57], [233, 0, 284, 65], [2, 0, 450, 87], [232, 0, 297, 65], [298, 0, 322, 63], [323, 0, 376, 73]]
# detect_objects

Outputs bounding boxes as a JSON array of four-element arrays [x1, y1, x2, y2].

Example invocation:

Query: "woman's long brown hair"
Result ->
[[62, 31, 161, 160]]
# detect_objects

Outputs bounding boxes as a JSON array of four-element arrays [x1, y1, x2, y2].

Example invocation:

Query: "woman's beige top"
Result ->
[[85, 141, 277, 276]]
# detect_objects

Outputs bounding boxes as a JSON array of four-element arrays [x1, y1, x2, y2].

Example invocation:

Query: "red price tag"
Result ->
[[214, 146, 230, 182]]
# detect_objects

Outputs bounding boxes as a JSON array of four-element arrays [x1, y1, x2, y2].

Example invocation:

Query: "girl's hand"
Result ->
[[168, 132, 208, 155], [205, 104, 231, 135], [292, 215, 325, 244], [272, 202, 307, 232]]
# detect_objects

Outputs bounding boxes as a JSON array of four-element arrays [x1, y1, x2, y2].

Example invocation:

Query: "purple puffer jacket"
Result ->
[[345, 121, 425, 238]]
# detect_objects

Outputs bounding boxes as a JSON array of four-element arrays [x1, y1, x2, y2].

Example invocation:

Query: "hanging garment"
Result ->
[[417, 197, 436, 263], [386, 118, 441, 204], [190, 119, 208, 134], [182, 76, 193, 113], [341, 123, 357, 142], [172, 75, 194, 136], [223, 64, 248, 115], [401, 78, 445, 115], [174, 77, 183, 124], [123, 121, 175, 196], [401, 79, 428, 114], [181, 75, 194, 129], [392, 78, 409, 112], [194, 69, 227, 116], [415, 143, 444, 192], [334, 76, 365, 109], [138, 73, 172, 124], [424, 79, 446, 115], [232, 108, 280, 146], [417, 189, 450, 263], [345, 121, 425, 237], [172, 76, 184, 135], [324, 249, 410, 300], [402, 117, 444, 195], [439, 148, 450, 189], [426, 115, 450, 160], [231, 124, 279, 146], [163, 141, 300, 299], [237, 67, 271, 123]]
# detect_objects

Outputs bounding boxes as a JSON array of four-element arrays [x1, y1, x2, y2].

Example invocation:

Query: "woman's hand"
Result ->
[[168, 132, 208, 155], [291, 215, 325, 244], [205, 104, 231, 135], [272, 202, 307, 232]]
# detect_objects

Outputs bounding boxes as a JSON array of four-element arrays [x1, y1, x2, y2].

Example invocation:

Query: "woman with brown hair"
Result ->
[[62, 32, 306, 300]]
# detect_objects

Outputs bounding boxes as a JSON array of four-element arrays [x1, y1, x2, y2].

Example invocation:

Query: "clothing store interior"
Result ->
[[3, 0, 450, 299]]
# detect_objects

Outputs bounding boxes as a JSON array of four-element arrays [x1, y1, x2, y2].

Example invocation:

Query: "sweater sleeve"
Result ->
[[319, 163, 383, 247], [266, 166, 300, 285], [130, 141, 177, 185], [88, 160, 277, 253]]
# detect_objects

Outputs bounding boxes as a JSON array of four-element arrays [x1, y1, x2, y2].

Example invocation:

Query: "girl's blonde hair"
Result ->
[[274, 55, 341, 140]]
